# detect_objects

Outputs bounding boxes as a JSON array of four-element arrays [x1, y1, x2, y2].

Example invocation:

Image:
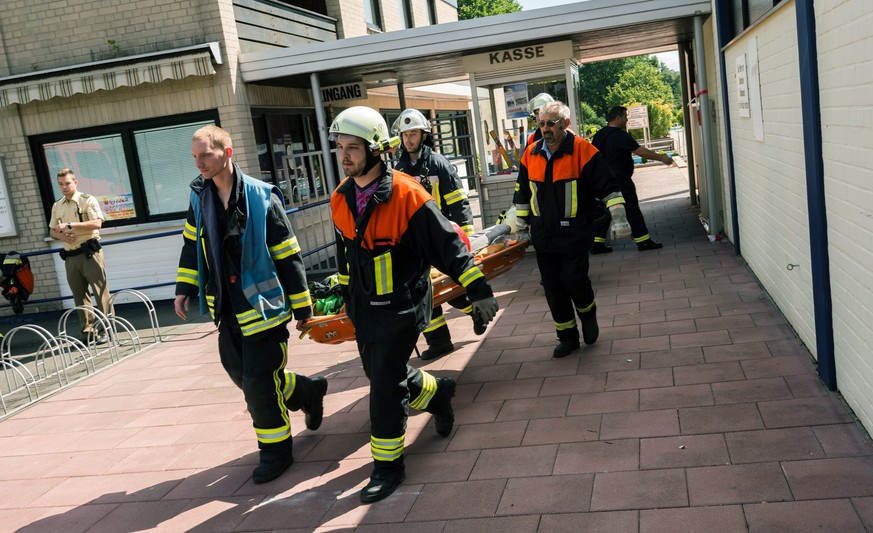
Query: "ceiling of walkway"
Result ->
[[240, 0, 711, 89]]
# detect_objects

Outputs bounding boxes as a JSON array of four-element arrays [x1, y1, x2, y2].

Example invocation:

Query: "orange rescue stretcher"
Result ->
[[303, 239, 529, 344]]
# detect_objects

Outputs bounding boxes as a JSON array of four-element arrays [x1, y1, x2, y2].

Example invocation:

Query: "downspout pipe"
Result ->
[[795, 0, 836, 391], [693, 16, 721, 237], [713, 3, 741, 255], [311, 72, 337, 192]]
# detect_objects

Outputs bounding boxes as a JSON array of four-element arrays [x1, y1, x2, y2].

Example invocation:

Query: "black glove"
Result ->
[[471, 296, 499, 325]]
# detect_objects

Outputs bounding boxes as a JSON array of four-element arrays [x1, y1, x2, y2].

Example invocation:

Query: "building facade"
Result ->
[[0, 0, 463, 313]]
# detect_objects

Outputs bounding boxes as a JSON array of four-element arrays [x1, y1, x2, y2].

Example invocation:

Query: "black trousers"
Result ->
[[218, 310, 309, 456], [596, 175, 651, 242], [536, 250, 595, 341], [357, 331, 442, 470]]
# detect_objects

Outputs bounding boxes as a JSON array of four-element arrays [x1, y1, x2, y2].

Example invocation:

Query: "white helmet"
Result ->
[[529, 93, 555, 115], [329, 106, 399, 151], [392, 109, 430, 134]]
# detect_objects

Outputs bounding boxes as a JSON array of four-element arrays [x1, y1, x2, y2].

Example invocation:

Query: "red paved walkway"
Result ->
[[2, 164, 872, 532]]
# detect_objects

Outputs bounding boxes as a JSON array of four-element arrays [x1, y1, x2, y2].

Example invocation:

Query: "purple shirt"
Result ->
[[354, 179, 379, 219]]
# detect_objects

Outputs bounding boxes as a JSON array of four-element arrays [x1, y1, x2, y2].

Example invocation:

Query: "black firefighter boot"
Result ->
[[429, 377, 457, 436], [252, 444, 294, 484], [580, 305, 599, 345], [421, 326, 454, 361], [285, 374, 329, 431], [637, 238, 663, 251], [303, 377, 328, 431], [553, 335, 581, 359], [360, 458, 406, 504]]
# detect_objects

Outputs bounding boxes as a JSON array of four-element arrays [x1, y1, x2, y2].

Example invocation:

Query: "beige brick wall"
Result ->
[[382, 0, 403, 32], [722, 1, 816, 353], [0, 0, 254, 312], [815, 0, 873, 430], [436, 0, 458, 23], [0, 0, 225, 76], [327, 0, 367, 38]]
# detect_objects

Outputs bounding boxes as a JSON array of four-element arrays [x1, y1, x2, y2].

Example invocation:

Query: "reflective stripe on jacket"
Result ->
[[513, 132, 621, 253]]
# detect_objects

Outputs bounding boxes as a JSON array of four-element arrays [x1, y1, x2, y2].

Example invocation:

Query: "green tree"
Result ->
[[657, 61, 682, 108], [579, 57, 635, 120], [606, 61, 674, 110], [457, 0, 522, 20], [606, 61, 676, 138], [580, 101, 605, 133]]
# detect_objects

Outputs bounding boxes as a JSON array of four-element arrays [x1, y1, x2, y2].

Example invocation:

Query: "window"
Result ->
[[720, 0, 785, 41], [364, 0, 383, 31], [426, 0, 437, 25], [252, 109, 327, 207], [33, 111, 218, 226], [397, 0, 413, 29]]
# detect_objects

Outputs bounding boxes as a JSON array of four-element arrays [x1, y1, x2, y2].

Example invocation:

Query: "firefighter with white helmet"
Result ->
[[529, 92, 555, 116], [392, 108, 480, 361], [329, 106, 499, 503], [527, 92, 574, 146]]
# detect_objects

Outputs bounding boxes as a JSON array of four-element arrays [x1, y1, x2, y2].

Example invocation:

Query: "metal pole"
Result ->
[[397, 81, 407, 111], [694, 16, 720, 236], [310, 72, 337, 192], [678, 41, 698, 206], [469, 73, 490, 185]]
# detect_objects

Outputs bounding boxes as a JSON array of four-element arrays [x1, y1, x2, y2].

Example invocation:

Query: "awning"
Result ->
[[0, 42, 222, 107]]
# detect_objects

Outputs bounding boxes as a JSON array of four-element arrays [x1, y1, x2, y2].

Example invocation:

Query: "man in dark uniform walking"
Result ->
[[392, 108, 481, 360], [590, 105, 674, 253], [329, 106, 499, 503]]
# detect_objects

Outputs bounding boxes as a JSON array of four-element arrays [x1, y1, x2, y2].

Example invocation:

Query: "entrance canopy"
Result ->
[[240, 0, 711, 89]]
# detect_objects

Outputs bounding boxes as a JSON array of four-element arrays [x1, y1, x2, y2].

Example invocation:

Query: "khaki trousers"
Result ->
[[64, 249, 112, 334]]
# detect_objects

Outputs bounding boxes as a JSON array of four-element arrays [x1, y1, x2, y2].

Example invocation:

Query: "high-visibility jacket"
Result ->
[[175, 163, 312, 336], [394, 145, 474, 236], [513, 131, 622, 252], [331, 165, 493, 342]]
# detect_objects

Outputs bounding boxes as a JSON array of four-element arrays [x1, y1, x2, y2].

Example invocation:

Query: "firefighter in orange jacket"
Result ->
[[329, 106, 499, 504], [514, 101, 628, 359], [392, 108, 479, 360]]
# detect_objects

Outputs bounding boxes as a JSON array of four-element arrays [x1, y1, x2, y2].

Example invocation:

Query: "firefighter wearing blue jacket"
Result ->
[[174, 125, 328, 485]]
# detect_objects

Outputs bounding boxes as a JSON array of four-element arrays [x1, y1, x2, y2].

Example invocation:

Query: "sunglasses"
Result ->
[[538, 119, 564, 128]]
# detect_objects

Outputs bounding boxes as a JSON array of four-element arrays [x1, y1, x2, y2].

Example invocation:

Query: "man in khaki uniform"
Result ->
[[48, 168, 112, 344]]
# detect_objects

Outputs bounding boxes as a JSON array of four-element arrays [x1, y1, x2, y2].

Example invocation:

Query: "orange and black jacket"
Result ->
[[394, 145, 474, 236], [331, 165, 493, 342], [513, 131, 623, 253]]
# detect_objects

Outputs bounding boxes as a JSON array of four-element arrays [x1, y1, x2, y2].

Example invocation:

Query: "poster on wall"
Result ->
[[747, 37, 764, 141], [101, 194, 136, 220], [736, 54, 750, 118], [503, 83, 530, 119], [0, 156, 18, 237]]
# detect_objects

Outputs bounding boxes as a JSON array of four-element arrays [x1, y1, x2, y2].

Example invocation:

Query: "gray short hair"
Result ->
[[539, 101, 570, 121]]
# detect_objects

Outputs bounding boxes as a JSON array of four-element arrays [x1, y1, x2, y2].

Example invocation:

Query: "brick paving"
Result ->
[[1, 164, 872, 532]]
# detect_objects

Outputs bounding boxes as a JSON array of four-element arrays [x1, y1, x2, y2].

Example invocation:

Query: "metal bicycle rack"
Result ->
[[109, 289, 163, 344], [0, 291, 162, 417]]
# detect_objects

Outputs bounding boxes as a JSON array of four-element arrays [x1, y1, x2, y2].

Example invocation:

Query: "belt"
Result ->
[[63, 247, 85, 257]]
